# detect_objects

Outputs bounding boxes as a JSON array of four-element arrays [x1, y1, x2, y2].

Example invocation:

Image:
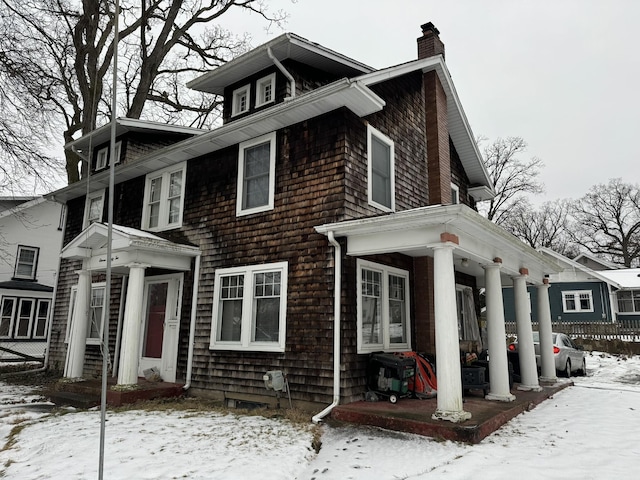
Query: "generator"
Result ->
[[367, 353, 415, 403]]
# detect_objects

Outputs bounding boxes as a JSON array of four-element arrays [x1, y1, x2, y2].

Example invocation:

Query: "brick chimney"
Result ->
[[419, 22, 451, 205], [417, 22, 445, 60]]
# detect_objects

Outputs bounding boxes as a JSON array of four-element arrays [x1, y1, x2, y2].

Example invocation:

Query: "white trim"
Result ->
[[255, 73, 276, 107], [451, 183, 460, 205], [83, 189, 105, 228], [141, 161, 186, 232], [210, 261, 288, 352], [356, 259, 411, 353], [231, 84, 251, 117], [96, 147, 109, 170], [367, 124, 395, 212], [236, 132, 277, 216], [32, 299, 51, 339], [14, 298, 35, 339], [561, 290, 594, 313], [64, 282, 107, 345], [0, 297, 17, 339]]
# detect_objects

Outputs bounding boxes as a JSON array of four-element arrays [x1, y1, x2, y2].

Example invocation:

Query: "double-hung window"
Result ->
[[0, 297, 16, 338], [210, 262, 288, 352], [562, 290, 594, 313], [231, 84, 250, 117], [84, 189, 105, 228], [617, 290, 640, 313], [357, 259, 410, 353], [367, 125, 395, 211], [66, 283, 106, 345], [0, 297, 49, 339], [14, 246, 39, 280], [255, 73, 276, 107], [142, 162, 186, 231], [236, 132, 276, 216]]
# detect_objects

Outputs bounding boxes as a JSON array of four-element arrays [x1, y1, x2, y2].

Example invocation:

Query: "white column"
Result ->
[[65, 270, 90, 378], [117, 264, 147, 385], [537, 281, 557, 383], [484, 262, 515, 402], [513, 273, 542, 392], [432, 243, 471, 423]]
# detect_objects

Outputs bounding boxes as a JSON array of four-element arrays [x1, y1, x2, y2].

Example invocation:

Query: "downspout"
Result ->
[[312, 231, 341, 424], [267, 47, 296, 99], [183, 252, 201, 391]]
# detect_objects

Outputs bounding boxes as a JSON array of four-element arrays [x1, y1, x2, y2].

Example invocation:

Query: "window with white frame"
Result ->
[[96, 147, 108, 170], [236, 132, 276, 216], [210, 262, 288, 352], [0, 297, 16, 338], [83, 189, 105, 228], [562, 290, 594, 313], [14, 246, 39, 280], [141, 162, 186, 231], [66, 283, 106, 344], [231, 84, 250, 116], [451, 183, 460, 204], [617, 290, 640, 313], [32, 299, 50, 339], [14, 299, 35, 338], [367, 125, 395, 211], [255, 73, 276, 107], [357, 259, 410, 353]]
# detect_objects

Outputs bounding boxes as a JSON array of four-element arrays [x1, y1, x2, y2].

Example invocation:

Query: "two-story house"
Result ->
[[47, 23, 560, 423], [0, 197, 64, 361]]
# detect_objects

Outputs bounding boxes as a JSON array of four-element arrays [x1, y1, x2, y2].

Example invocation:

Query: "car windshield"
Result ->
[[531, 332, 558, 343]]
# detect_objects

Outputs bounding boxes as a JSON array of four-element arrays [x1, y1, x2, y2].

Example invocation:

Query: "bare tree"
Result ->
[[501, 198, 578, 257], [570, 178, 640, 267], [477, 136, 544, 226], [0, 0, 286, 187]]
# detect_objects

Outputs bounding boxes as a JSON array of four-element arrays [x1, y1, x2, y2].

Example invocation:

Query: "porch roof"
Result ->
[[61, 223, 200, 273], [315, 204, 561, 286]]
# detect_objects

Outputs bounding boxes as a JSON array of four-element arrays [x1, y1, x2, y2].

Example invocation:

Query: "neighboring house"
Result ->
[[573, 252, 620, 272], [46, 23, 560, 423], [0, 197, 64, 361]]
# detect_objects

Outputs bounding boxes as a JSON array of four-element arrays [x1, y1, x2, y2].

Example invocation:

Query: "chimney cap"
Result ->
[[421, 22, 440, 36]]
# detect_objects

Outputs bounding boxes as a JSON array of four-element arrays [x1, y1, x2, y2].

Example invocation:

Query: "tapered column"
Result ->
[[537, 280, 557, 383], [484, 261, 515, 402], [117, 264, 147, 385], [432, 238, 471, 423], [513, 272, 542, 391], [65, 270, 90, 378]]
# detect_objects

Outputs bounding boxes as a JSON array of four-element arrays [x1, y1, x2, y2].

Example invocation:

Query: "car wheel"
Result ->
[[579, 358, 587, 377], [564, 360, 571, 378]]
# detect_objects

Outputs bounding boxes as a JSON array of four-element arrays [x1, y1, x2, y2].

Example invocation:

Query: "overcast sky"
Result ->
[[225, 0, 639, 203]]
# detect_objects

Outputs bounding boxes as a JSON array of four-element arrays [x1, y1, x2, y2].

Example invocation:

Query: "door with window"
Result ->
[[138, 274, 183, 383]]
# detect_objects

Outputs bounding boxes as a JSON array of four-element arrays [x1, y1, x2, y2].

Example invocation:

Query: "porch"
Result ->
[[331, 379, 572, 444]]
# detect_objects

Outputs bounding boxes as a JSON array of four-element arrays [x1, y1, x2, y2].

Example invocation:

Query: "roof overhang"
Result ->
[[356, 56, 494, 192], [187, 33, 374, 95], [65, 118, 206, 157], [537, 247, 622, 288], [315, 204, 560, 286], [49, 79, 385, 203], [61, 223, 200, 273]]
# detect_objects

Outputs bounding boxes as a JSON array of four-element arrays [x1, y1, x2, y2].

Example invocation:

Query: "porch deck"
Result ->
[[330, 380, 572, 444], [49, 378, 185, 409]]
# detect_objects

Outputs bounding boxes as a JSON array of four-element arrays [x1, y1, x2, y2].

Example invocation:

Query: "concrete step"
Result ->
[[48, 391, 101, 409]]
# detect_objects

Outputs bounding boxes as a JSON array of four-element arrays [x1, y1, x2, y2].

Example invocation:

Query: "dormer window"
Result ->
[[232, 84, 250, 117], [255, 74, 276, 107], [95, 141, 122, 170]]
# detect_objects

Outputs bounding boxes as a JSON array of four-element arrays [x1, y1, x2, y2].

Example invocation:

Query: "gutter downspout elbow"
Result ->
[[312, 231, 341, 424], [267, 47, 296, 100], [183, 252, 201, 391]]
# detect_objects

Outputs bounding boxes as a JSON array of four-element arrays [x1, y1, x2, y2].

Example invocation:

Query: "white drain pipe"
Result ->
[[312, 231, 341, 423], [183, 252, 201, 391], [267, 47, 296, 100]]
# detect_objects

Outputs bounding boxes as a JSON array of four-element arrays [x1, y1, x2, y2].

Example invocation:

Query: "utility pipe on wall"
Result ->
[[183, 252, 201, 391], [267, 47, 296, 99], [312, 231, 341, 424]]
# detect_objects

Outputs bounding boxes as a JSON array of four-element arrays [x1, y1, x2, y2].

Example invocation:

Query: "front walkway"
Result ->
[[330, 380, 572, 444]]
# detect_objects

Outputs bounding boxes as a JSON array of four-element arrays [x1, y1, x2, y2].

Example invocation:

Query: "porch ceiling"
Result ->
[[61, 223, 200, 273], [315, 204, 562, 286]]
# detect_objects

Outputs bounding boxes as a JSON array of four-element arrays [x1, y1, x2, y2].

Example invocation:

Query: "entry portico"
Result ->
[[61, 223, 200, 385], [316, 203, 560, 423]]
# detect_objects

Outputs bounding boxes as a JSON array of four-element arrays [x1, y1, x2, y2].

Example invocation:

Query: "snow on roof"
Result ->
[[598, 269, 640, 289]]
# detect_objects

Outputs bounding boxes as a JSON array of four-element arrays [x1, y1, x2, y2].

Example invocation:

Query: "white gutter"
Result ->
[[267, 46, 296, 99], [183, 252, 201, 390], [312, 231, 341, 423]]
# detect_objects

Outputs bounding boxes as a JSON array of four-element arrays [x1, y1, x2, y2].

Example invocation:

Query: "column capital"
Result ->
[[439, 232, 459, 245], [482, 261, 502, 271], [126, 262, 150, 270]]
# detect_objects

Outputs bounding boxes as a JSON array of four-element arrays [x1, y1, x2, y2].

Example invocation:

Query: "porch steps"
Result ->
[[48, 378, 185, 409]]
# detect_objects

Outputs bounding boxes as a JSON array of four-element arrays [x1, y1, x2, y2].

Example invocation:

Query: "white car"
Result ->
[[508, 331, 587, 377]]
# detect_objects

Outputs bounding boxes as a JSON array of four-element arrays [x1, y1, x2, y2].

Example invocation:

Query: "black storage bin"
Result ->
[[367, 353, 415, 403]]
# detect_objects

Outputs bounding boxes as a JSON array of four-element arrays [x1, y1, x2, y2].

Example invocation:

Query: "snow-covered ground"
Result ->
[[1, 351, 639, 479]]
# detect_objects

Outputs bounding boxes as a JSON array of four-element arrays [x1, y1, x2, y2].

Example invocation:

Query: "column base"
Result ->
[[539, 376, 558, 384], [485, 392, 516, 402], [432, 409, 472, 423], [517, 384, 543, 392]]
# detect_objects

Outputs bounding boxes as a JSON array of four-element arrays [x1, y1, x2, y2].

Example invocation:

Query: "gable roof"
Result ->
[[538, 247, 621, 288], [187, 33, 373, 95], [572, 252, 620, 270], [0, 196, 47, 220]]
